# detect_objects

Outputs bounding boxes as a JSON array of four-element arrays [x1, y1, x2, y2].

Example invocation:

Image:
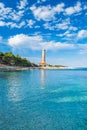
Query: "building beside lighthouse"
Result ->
[[38, 49, 47, 67]]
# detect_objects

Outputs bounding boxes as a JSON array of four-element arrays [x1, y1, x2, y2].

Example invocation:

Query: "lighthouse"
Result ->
[[42, 49, 46, 63], [39, 49, 46, 67]]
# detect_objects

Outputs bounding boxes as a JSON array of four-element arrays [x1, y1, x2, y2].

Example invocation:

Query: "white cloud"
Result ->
[[17, 0, 28, 9], [57, 30, 76, 39], [54, 3, 65, 13], [0, 0, 28, 28], [9, 10, 25, 22], [0, 20, 25, 28], [0, 21, 5, 26], [0, 0, 85, 32], [0, 2, 4, 8], [56, 22, 68, 30], [65, 2, 82, 15], [30, 3, 64, 21], [44, 18, 77, 32], [69, 26, 77, 31], [30, 2, 82, 22], [83, 5, 87, 10], [7, 21, 25, 28], [30, 5, 55, 21], [8, 34, 43, 49], [8, 34, 75, 50], [0, 2, 12, 20], [56, 18, 70, 30], [0, 36, 3, 42], [27, 19, 35, 28], [77, 30, 87, 39], [35, 25, 40, 28], [37, 0, 46, 4], [43, 23, 54, 30]]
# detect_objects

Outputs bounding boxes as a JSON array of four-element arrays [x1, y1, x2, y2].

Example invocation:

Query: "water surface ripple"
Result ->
[[0, 69, 87, 130]]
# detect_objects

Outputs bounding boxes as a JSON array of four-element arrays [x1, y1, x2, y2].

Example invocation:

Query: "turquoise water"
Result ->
[[0, 69, 87, 130]]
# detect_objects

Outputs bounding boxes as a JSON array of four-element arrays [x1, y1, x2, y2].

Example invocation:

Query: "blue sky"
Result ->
[[0, 0, 87, 67]]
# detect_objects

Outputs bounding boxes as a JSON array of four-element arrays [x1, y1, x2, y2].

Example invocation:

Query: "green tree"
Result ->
[[0, 52, 4, 64], [0, 52, 37, 67]]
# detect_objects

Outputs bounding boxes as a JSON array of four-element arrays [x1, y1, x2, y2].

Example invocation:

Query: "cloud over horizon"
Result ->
[[7, 34, 75, 50], [0, 0, 87, 66], [6, 34, 87, 52]]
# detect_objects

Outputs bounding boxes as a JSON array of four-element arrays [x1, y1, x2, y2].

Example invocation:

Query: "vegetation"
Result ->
[[0, 52, 38, 67], [48, 64, 67, 67], [48, 64, 53, 67], [54, 65, 67, 67]]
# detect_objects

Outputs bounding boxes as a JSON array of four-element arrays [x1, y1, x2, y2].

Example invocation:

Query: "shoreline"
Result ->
[[0, 65, 73, 72], [0, 66, 39, 72], [0, 66, 86, 72]]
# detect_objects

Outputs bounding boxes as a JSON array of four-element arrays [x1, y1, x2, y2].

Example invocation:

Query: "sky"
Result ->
[[0, 0, 87, 67]]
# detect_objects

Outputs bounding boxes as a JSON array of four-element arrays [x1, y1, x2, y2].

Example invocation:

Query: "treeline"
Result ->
[[0, 52, 38, 67], [54, 65, 67, 67], [48, 64, 67, 67]]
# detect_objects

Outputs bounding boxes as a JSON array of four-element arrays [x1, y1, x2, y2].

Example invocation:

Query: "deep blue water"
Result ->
[[0, 69, 87, 130]]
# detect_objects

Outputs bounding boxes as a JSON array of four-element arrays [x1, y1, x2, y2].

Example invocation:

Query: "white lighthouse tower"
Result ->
[[42, 49, 46, 63], [39, 49, 46, 67]]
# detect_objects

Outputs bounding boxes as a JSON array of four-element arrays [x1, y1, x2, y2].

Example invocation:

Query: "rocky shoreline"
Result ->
[[0, 66, 39, 72], [0, 65, 72, 72]]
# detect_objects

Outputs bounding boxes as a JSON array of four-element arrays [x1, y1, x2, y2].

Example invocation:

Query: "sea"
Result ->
[[0, 69, 87, 130]]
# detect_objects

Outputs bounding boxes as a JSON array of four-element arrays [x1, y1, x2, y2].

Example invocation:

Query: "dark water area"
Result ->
[[0, 69, 87, 130]]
